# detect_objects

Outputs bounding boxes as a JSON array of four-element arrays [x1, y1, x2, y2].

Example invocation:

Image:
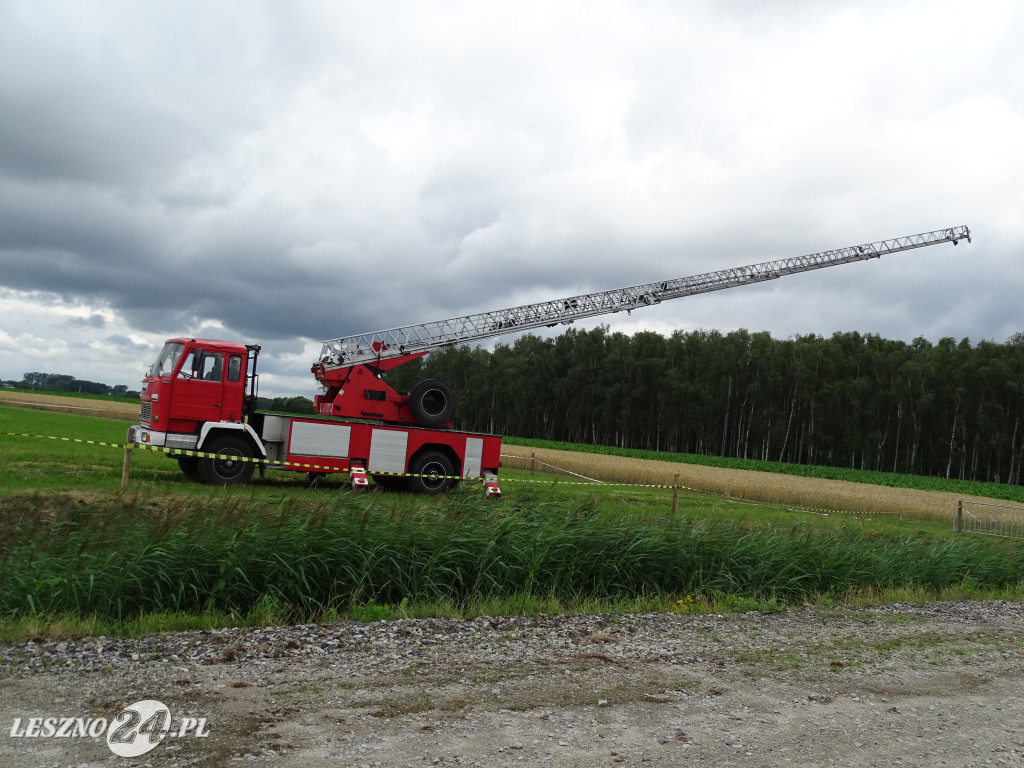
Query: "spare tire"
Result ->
[[409, 379, 454, 427]]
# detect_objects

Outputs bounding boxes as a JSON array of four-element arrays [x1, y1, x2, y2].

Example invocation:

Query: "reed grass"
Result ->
[[2, 489, 1020, 629]]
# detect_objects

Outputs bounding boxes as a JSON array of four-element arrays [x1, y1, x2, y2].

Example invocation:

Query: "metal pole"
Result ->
[[672, 474, 679, 515], [956, 500, 963, 532], [531, 452, 535, 475]]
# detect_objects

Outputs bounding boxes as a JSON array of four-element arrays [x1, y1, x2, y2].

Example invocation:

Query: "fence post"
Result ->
[[121, 426, 133, 491], [955, 499, 963, 532], [530, 452, 535, 475], [672, 473, 679, 515]]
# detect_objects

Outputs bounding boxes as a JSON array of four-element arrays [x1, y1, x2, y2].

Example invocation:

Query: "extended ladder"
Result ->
[[317, 226, 970, 369]]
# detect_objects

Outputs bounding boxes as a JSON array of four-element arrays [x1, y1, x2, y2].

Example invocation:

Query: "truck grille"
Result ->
[[140, 402, 152, 424]]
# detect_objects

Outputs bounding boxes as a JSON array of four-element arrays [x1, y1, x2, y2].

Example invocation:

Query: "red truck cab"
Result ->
[[141, 339, 253, 431], [131, 339, 264, 480]]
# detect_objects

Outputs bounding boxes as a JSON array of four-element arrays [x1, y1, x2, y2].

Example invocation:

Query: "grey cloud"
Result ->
[[69, 313, 107, 329], [106, 333, 152, 353], [0, 2, 1021, 397]]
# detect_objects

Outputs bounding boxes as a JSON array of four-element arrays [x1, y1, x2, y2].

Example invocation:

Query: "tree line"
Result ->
[[3, 372, 317, 416], [386, 327, 1024, 485], [5, 372, 138, 399]]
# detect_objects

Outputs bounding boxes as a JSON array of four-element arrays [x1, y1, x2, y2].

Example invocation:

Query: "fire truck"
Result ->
[[130, 226, 970, 493]]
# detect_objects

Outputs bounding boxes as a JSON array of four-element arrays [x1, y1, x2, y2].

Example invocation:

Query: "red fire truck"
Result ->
[[129, 227, 969, 493]]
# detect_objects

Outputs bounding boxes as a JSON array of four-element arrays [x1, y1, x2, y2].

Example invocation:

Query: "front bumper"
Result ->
[[128, 426, 198, 451]]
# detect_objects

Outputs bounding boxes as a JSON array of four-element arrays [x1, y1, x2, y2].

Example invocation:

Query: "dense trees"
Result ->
[[387, 327, 1024, 484], [5, 372, 314, 414], [8, 372, 136, 398], [257, 396, 314, 414]]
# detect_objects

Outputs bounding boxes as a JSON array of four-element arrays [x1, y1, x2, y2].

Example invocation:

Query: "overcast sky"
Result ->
[[1, 0, 1021, 397]]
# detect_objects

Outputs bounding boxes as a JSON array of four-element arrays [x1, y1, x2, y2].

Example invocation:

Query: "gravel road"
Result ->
[[2, 600, 1023, 767]]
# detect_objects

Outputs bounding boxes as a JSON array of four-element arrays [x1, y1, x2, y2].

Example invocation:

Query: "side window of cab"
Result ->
[[177, 350, 224, 381], [199, 352, 224, 382], [177, 349, 200, 379], [227, 355, 242, 382]]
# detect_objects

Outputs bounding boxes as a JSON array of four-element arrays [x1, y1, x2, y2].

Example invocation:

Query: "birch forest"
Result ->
[[387, 327, 1024, 484]]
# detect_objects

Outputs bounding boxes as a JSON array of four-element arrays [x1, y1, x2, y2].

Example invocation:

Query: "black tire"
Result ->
[[408, 379, 454, 427], [177, 455, 200, 479], [407, 450, 457, 495], [197, 436, 256, 486]]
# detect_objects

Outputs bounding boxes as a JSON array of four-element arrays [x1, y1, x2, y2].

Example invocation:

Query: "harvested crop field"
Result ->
[[502, 447, 982, 521], [0, 391, 137, 421]]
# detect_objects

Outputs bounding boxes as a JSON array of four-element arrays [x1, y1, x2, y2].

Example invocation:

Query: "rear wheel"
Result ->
[[407, 450, 457, 495], [197, 436, 256, 486], [409, 380, 454, 427]]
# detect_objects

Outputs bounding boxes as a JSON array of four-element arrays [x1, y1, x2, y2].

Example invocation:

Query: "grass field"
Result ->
[[2, 397, 1023, 640]]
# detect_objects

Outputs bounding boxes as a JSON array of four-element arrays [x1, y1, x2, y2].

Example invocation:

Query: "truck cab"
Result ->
[[131, 339, 264, 482]]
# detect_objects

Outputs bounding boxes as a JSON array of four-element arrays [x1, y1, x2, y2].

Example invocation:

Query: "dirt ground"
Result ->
[[2, 600, 1023, 767]]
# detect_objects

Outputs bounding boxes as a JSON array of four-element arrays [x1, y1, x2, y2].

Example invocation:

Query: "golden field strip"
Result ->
[[0, 391, 987, 521], [0, 390, 138, 421], [501, 447, 986, 521]]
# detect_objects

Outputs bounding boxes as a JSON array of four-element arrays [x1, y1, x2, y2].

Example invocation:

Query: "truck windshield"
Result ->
[[149, 342, 185, 378]]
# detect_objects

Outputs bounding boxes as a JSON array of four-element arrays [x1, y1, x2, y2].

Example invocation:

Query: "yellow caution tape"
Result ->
[[1, 430, 484, 480], [0, 430, 882, 512]]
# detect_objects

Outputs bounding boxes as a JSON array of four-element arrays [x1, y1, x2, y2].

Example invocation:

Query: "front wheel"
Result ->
[[197, 436, 256, 486], [177, 455, 200, 479], [407, 450, 458, 495]]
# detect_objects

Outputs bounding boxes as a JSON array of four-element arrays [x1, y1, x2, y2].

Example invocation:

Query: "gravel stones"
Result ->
[[2, 601, 1023, 767]]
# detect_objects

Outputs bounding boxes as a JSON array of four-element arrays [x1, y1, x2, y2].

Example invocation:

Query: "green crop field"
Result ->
[[2, 400, 1023, 641]]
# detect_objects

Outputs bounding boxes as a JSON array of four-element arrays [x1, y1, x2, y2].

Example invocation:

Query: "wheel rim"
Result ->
[[213, 447, 247, 480], [420, 388, 447, 417], [419, 459, 448, 492]]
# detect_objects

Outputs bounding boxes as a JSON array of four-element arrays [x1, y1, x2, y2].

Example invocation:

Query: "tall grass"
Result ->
[[2, 489, 1021, 624]]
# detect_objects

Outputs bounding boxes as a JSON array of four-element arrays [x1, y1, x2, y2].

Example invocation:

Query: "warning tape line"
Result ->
[[1, 431, 127, 450], [501, 453, 604, 483], [499, 449, 878, 515], [501, 452, 702, 491], [0, 430, 483, 481], [0, 430, 884, 512], [132, 443, 493, 481], [498, 476, 687, 490]]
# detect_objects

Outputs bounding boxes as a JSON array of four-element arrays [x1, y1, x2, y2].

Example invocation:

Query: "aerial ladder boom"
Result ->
[[311, 226, 970, 424]]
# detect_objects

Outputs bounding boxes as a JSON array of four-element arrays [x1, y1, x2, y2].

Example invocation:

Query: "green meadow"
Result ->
[[2, 400, 1022, 641]]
